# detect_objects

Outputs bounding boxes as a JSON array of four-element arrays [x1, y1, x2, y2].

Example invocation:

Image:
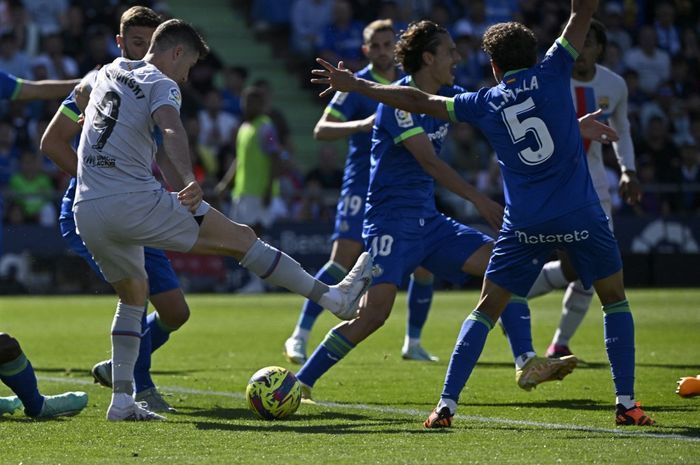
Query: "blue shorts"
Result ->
[[330, 187, 367, 243], [59, 216, 180, 295], [363, 213, 492, 287], [486, 203, 622, 296]]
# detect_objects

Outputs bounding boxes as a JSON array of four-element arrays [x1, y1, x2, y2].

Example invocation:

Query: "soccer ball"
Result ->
[[245, 366, 301, 420]]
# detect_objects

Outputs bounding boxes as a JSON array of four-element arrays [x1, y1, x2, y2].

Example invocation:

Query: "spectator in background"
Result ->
[[61, 5, 86, 59], [7, 150, 55, 226], [634, 155, 667, 216], [32, 33, 79, 80], [602, 41, 626, 76], [319, 0, 366, 72], [21, 0, 69, 36], [624, 25, 670, 96], [197, 88, 240, 153], [0, 120, 19, 188], [290, 0, 333, 59], [638, 115, 681, 183], [674, 142, 700, 214], [601, 3, 631, 52], [640, 82, 691, 146], [220, 65, 248, 118], [653, 1, 681, 57], [250, 0, 293, 35], [454, 0, 490, 39], [304, 143, 343, 192], [4, 0, 40, 57], [78, 26, 117, 75], [252, 78, 292, 151], [452, 22, 489, 90], [0, 32, 32, 79], [374, 1, 408, 33], [680, 28, 700, 76]]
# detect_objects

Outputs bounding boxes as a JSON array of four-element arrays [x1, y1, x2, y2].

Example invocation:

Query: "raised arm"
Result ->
[[312, 59, 451, 121], [562, 0, 599, 53]]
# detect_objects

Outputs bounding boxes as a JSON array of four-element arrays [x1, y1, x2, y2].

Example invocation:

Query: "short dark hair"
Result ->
[[482, 22, 537, 72], [588, 19, 607, 58], [150, 19, 209, 59], [363, 19, 395, 44], [120, 6, 162, 35], [395, 20, 448, 74]]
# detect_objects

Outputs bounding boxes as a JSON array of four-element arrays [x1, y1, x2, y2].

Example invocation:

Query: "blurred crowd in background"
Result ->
[[1, 0, 700, 234]]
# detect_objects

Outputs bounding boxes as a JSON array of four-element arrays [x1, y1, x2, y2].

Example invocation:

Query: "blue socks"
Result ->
[[499, 296, 534, 363], [440, 310, 494, 401], [134, 311, 176, 393], [295, 261, 347, 333], [406, 275, 434, 340], [603, 300, 635, 398], [296, 329, 355, 387], [0, 353, 44, 417]]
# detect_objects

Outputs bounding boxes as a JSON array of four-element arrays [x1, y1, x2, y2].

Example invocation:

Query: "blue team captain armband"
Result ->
[[446, 98, 458, 123]]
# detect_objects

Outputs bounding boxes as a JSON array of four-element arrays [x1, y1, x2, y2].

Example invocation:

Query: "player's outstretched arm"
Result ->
[[312, 58, 450, 121], [578, 109, 618, 144], [562, 0, 599, 53], [314, 112, 375, 141], [17, 78, 81, 101], [41, 107, 81, 177]]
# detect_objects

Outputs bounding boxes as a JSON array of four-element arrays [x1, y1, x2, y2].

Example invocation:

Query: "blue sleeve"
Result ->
[[447, 90, 484, 126], [0, 71, 22, 100], [325, 90, 359, 121], [540, 37, 578, 78], [376, 102, 425, 145], [59, 91, 81, 123]]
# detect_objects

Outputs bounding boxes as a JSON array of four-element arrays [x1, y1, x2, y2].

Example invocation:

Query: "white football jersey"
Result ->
[[570, 64, 635, 203], [75, 57, 182, 205]]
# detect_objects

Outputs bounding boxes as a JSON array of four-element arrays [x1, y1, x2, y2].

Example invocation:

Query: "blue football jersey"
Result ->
[[0, 71, 22, 100], [447, 38, 599, 228], [366, 76, 463, 221], [325, 65, 402, 197]]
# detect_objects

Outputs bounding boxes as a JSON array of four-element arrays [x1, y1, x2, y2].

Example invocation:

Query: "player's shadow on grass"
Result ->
[[184, 407, 405, 423], [460, 398, 610, 411]]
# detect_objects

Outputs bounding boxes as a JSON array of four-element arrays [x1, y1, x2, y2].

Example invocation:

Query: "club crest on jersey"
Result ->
[[395, 109, 413, 128], [169, 87, 182, 106], [598, 96, 609, 111]]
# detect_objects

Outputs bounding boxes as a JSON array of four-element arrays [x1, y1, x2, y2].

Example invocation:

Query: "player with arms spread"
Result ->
[[296, 20, 583, 402], [72, 19, 372, 421], [283, 19, 438, 365], [311, 0, 654, 427]]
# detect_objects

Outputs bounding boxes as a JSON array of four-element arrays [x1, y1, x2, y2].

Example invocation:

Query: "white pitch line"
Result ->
[[39, 376, 700, 443]]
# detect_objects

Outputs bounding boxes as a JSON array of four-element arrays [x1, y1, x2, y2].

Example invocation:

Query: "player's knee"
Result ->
[[358, 303, 391, 333], [0, 333, 23, 363], [168, 303, 190, 329]]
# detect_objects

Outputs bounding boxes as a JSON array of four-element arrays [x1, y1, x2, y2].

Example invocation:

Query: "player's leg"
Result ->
[[402, 267, 437, 361], [296, 283, 399, 399], [0, 333, 87, 418], [567, 204, 653, 425], [546, 253, 594, 358], [526, 259, 571, 298], [192, 208, 372, 319], [284, 238, 363, 364], [425, 277, 511, 428]]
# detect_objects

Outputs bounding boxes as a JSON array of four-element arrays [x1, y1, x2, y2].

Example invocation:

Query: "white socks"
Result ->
[[111, 302, 144, 396], [528, 261, 569, 298], [552, 280, 594, 346]]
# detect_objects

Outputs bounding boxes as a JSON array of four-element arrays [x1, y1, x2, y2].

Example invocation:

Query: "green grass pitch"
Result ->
[[1, 289, 698, 464]]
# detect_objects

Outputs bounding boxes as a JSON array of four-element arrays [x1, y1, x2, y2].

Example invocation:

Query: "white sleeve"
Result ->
[[609, 80, 636, 172], [150, 77, 182, 115]]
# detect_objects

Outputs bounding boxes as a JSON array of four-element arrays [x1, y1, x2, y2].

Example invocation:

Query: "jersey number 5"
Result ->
[[92, 91, 121, 150], [502, 97, 554, 165]]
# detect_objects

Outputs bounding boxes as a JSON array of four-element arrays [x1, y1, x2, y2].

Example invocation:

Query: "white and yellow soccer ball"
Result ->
[[245, 366, 301, 420]]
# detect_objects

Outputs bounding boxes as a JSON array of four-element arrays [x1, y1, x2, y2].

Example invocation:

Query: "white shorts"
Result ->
[[74, 190, 210, 283]]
